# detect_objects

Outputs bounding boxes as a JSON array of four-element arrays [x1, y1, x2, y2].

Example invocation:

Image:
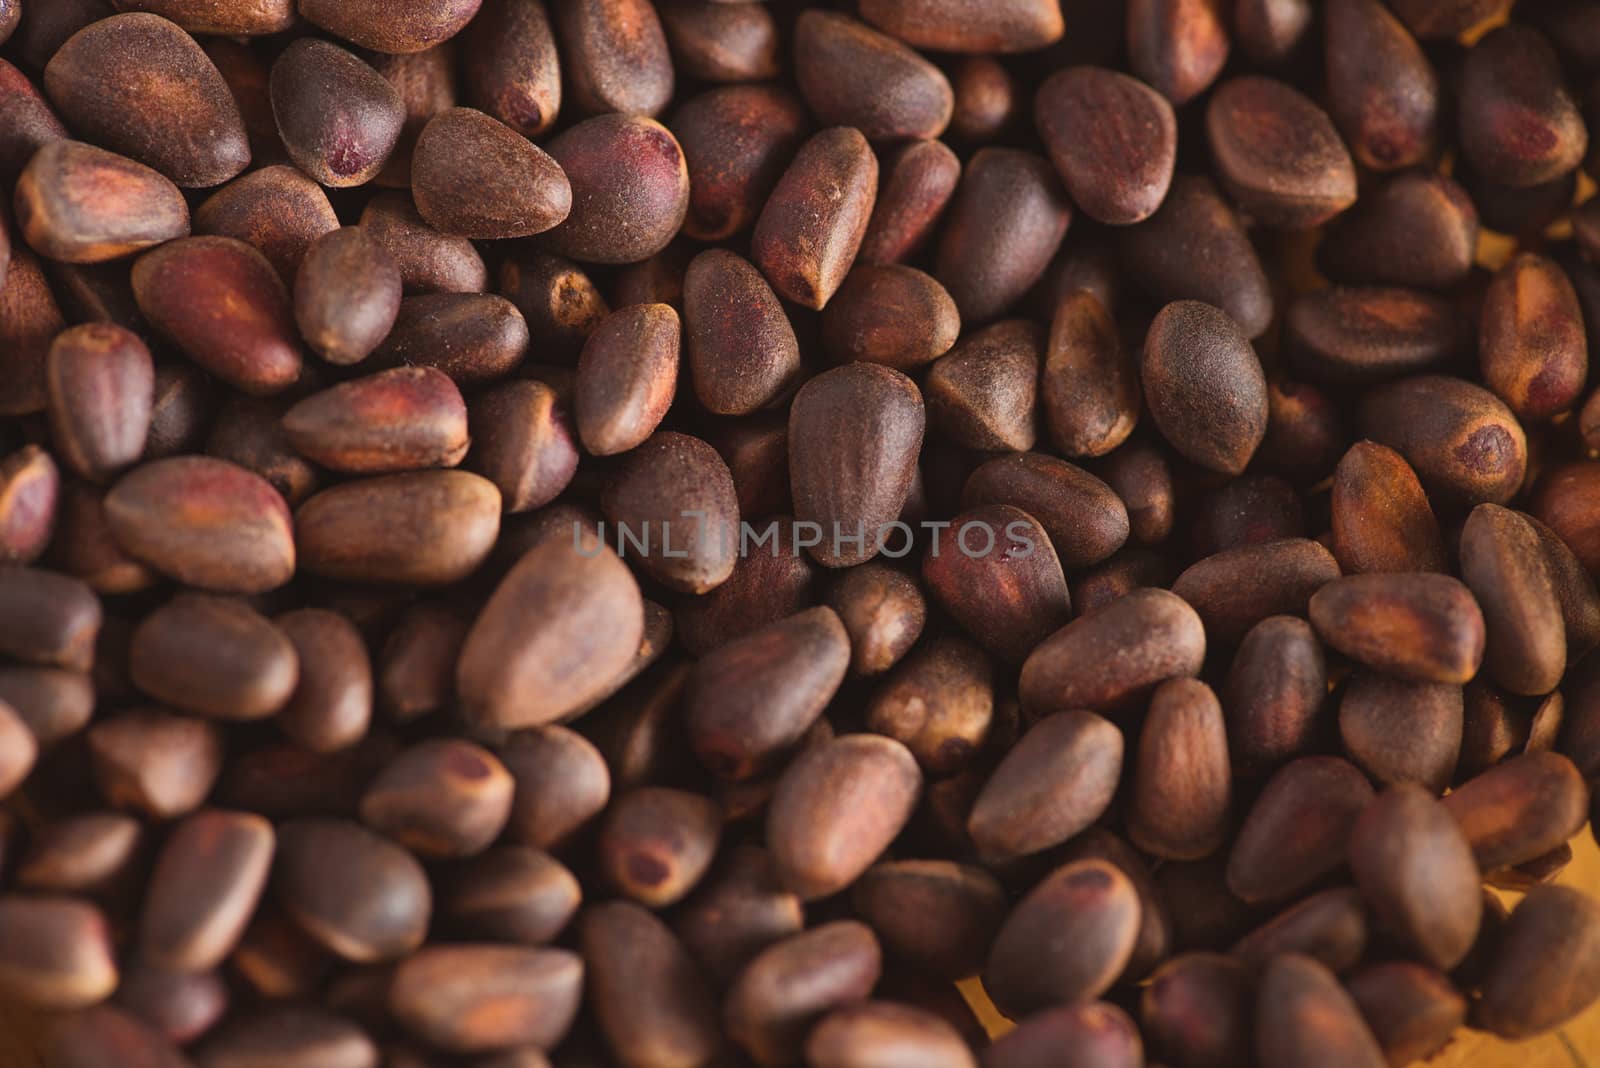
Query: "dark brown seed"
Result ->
[[0, 446, 58, 566], [1285, 287, 1465, 385], [108, 0, 294, 33], [17, 816, 132, 895], [1189, 475, 1306, 558], [708, 414, 789, 521], [600, 431, 738, 594], [859, 139, 961, 266], [1127, 0, 1230, 105], [146, 373, 223, 468], [1235, 0, 1313, 65], [44, 13, 250, 187], [269, 38, 403, 188], [1128, 678, 1231, 860], [0, 896, 119, 1010], [446, 846, 579, 945], [1535, 462, 1600, 575], [752, 127, 879, 310], [794, 11, 952, 141], [574, 303, 679, 456], [499, 725, 611, 850], [922, 504, 1071, 663], [806, 1002, 974, 1068], [542, 114, 687, 265], [412, 108, 571, 239], [0, 568, 96, 674], [1459, 503, 1565, 695], [1035, 66, 1176, 226], [967, 709, 1123, 861], [275, 818, 431, 963], [0, 59, 70, 177], [132, 236, 301, 395], [1142, 301, 1268, 475], [1232, 887, 1368, 975], [363, 191, 488, 294], [1459, 25, 1587, 189], [15, 140, 188, 263], [1318, 171, 1478, 291], [682, 249, 800, 416], [985, 859, 1141, 1018], [1442, 750, 1589, 870], [672, 85, 807, 244], [1339, 672, 1462, 794], [1350, 785, 1482, 971], [46, 323, 153, 485], [467, 380, 579, 515], [295, 0, 480, 53], [1100, 441, 1175, 547], [1387, 0, 1512, 36], [1206, 76, 1357, 229], [984, 1001, 1141, 1068], [867, 638, 992, 776], [582, 901, 721, 1068], [767, 734, 921, 901], [675, 522, 815, 656], [851, 860, 1004, 982], [1223, 615, 1328, 778], [88, 710, 223, 819], [1171, 538, 1341, 648], [201, 402, 313, 508], [1474, 885, 1600, 1039], [377, 600, 467, 723], [659, 0, 779, 83], [685, 606, 848, 780], [1330, 441, 1447, 575], [1324, 0, 1439, 172], [822, 264, 961, 370], [1347, 963, 1466, 1067], [826, 564, 926, 677], [360, 739, 512, 859], [197, 1005, 377, 1068], [228, 910, 330, 996], [858, 0, 1062, 52], [788, 363, 925, 568], [194, 165, 340, 286], [1227, 756, 1375, 905], [462, 0, 560, 138], [284, 367, 469, 475], [935, 148, 1069, 324], [597, 786, 721, 908], [1480, 252, 1588, 422], [275, 608, 371, 754], [1119, 176, 1272, 338], [1020, 587, 1204, 716], [724, 921, 882, 1067], [140, 809, 274, 973], [925, 319, 1040, 454], [459, 538, 644, 728], [948, 56, 1018, 144], [113, 959, 228, 1046], [553, 0, 673, 118], [1039, 292, 1137, 457], [390, 944, 581, 1054], [131, 593, 298, 720], [0, 699, 35, 798], [202, 35, 281, 170], [40, 1004, 187, 1068], [1309, 572, 1485, 684], [295, 470, 500, 585], [104, 456, 294, 594], [1142, 953, 1252, 1068], [293, 227, 402, 366], [1255, 954, 1386, 1068]]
